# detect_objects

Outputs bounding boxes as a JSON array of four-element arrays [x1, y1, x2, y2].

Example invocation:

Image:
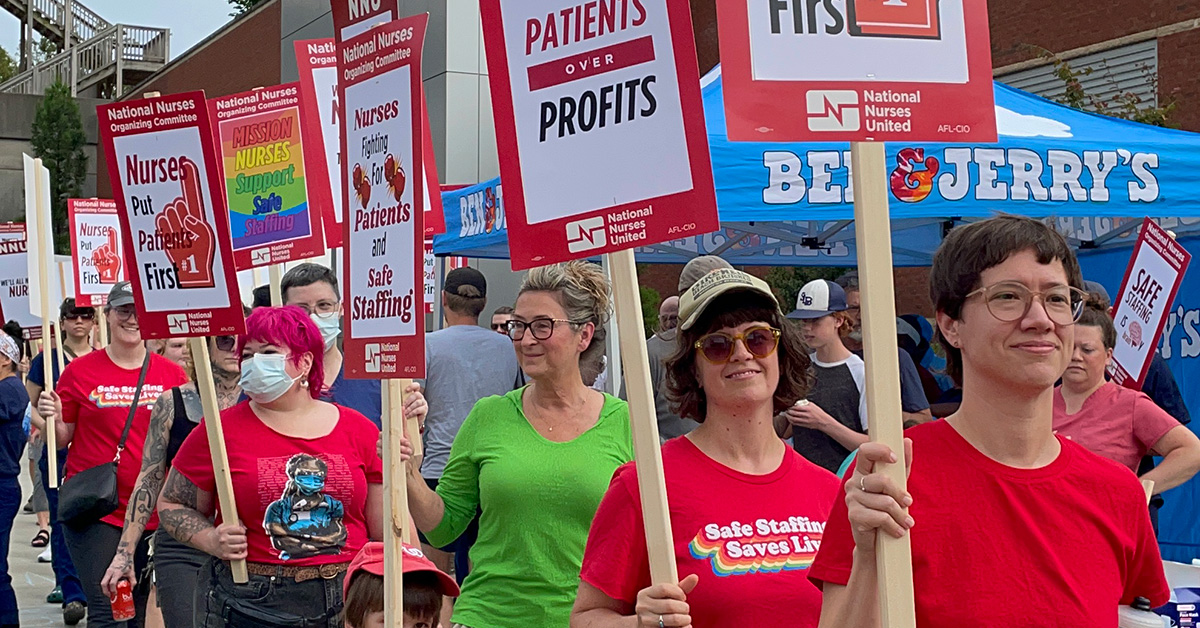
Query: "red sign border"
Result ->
[[337, 16, 428, 380], [480, 0, 719, 271], [330, 0, 399, 43], [97, 90, 247, 340], [66, 198, 124, 307], [715, 0, 998, 143], [294, 39, 345, 251]]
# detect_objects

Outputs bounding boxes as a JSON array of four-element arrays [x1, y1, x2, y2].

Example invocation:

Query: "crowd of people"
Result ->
[[0, 214, 1194, 628]]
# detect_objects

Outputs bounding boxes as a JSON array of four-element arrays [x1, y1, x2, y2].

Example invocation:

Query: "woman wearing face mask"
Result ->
[[37, 282, 189, 628], [398, 261, 633, 628], [0, 334, 32, 628], [1053, 298, 1200, 492], [157, 306, 417, 627], [99, 329, 246, 628]]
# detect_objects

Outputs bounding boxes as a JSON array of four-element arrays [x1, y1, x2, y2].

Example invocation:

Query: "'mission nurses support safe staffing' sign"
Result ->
[[67, 199, 126, 306], [716, 0, 997, 142], [481, 0, 718, 270], [209, 83, 326, 269], [98, 91, 246, 338], [1110, 218, 1192, 388], [337, 15, 427, 379]]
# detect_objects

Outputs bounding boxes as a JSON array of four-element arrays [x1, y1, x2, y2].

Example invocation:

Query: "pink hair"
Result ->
[[238, 305, 325, 398]]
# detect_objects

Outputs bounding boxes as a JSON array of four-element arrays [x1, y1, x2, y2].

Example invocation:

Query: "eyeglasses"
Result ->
[[491, 323, 507, 331], [694, 326, 781, 364], [62, 312, 94, 322], [966, 281, 1087, 326], [111, 305, 138, 321], [505, 318, 585, 341], [214, 336, 236, 352], [293, 301, 340, 316]]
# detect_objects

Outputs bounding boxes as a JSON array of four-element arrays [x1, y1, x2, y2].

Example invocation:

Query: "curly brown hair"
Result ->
[[666, 291, 811, 422]]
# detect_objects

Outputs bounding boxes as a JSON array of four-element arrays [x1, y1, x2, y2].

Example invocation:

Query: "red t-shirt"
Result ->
[[581, 437, 840, 628], [1053, 381, 1180, 472], [172, 401, 383, 566], [60, 351, 187, 529], [809, 420, 1170, 628]]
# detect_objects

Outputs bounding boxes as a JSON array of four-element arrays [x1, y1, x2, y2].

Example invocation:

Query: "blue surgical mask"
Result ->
[[295, 475, 323, 492], [239, 354, 301, 403], [311, 313, 340, 351]]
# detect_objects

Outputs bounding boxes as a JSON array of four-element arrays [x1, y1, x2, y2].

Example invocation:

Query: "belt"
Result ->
[[245, 561, 350, 583]]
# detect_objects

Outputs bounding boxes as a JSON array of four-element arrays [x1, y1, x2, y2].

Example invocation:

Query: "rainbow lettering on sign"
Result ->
[[688, 517, 824, 577], [219, 108, 311, 250]]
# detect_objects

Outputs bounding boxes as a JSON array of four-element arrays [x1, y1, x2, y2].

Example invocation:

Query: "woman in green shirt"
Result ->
[[402, 260, 634, 628]]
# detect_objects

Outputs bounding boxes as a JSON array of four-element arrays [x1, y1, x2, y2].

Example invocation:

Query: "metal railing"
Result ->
[[0, 23, 170, 95]]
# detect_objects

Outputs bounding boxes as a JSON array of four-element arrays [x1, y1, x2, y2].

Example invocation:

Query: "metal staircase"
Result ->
[[0, 0, 169, 97]]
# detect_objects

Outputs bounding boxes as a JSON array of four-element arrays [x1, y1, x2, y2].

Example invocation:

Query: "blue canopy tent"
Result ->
[[434, 68, 1200, 561]]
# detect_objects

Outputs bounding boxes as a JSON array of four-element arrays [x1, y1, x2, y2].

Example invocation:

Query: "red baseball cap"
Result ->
[[343, 542, 460, 598]]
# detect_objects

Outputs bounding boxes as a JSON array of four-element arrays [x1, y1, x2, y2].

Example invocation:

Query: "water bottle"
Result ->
[[1118, 597, 1167, 628]]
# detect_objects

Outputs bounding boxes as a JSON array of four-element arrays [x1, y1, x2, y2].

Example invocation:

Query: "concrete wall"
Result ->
[[0, 93, 104, 222]]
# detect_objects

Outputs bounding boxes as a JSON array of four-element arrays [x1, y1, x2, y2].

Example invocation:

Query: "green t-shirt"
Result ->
[[428, 387, 634, 628]]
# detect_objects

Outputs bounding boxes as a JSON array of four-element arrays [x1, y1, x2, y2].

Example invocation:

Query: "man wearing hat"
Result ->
[[417, 267, 521, 612]]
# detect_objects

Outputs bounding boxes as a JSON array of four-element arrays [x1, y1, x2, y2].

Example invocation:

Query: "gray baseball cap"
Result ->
[[107, 281, 136, 308]]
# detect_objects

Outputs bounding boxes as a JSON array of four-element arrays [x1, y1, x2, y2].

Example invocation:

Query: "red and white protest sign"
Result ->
[[295, 39, 347, 250], [67, 199, 126, 307], [338, 16, 427, 379], [0, 225, 40, 337], [480, 0, 718, 270], [421, 95, 445, 238], [208, 83, 326, 270], [422, 241, 466, 314], [1109, 218, 1191, 389], [330, 0, 398, 41], [716, 0, 996, 142], [98, 91, 246, 339]]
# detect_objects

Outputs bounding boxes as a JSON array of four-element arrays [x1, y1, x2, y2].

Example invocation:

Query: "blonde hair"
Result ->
[[519, 261, 612, 327]]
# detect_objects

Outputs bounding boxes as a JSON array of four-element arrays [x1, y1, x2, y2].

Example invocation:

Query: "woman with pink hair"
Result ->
[[158, 306, 426, 628]]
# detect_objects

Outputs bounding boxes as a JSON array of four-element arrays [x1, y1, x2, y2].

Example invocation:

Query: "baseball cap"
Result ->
[[0, 334, 19, 364], [678, 268, 777, 331], [1082, 280, 1111, 309], [107, 281, 135, 308], [343, 542, 460, 599], [678, 255, 733, 293], [443, 267, 486, 298], [787, 280, 848, 320]]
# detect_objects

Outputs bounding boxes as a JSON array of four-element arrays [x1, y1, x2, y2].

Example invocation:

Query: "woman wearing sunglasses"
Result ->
[[812, 215, 1169, 627], [572, 268, 839, 628], [99, 326, 244, 628], [397, 261, 633, 628], [37, 282, 190, 628]]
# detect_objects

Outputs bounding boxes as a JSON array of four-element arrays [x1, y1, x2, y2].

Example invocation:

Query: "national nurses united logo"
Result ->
[[688, 517, 824, 577]]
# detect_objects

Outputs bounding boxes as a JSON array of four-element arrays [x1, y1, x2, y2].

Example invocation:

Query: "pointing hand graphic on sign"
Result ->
[[91, 227, 121, 283], [155, 158, 216, 289]]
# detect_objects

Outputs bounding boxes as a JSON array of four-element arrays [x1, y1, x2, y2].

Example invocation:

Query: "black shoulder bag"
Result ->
[[59, 353, 151, 528]]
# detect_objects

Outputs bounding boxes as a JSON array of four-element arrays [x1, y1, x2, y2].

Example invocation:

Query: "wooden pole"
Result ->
[[850, 141, 916, 628], [188, 338, 248, 583], [268, 264, 283, 307], [608, 249, 676, 584], [1142, 479, 1155, 505], [382, 378, 414, 628], [33, 158, 58, 488], [96, 307, 108, 347]]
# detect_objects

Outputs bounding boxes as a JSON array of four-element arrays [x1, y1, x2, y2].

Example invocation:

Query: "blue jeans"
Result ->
[[40, 446, 86, 606], [0, 476, 21, 626]]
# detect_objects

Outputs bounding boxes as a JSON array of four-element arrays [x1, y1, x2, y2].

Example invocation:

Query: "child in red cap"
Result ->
[[343, 542, 460, 628]]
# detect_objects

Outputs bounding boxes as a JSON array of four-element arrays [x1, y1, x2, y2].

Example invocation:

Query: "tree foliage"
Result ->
[[31, 81, 88, 255], [0, 46, 16, 83], [1038, 48, 1177, 128], [228, 0, 268, 16]]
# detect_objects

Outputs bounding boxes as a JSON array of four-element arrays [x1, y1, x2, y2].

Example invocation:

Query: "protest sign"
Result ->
[[422, 241, 466, 315], [68, 199, 126, 307], [295, 39, 346, 250], [480, 0, 718, 270], [337, 16, 427, 380], [716, 0, 997, 142], [209, 83, 326, 270], [23, 155, 61, 484], [97, 91, 246, 339], [330, 0, 398, 41], [0, 225, 39, 337], [1110, 218, 1191, 389], [420, 96, 445, 238]]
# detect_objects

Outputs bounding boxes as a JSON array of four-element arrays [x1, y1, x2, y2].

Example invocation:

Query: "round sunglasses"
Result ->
[[694, 326, 781, 364]]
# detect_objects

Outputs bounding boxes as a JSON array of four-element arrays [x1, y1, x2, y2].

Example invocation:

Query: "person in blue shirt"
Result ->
[[0, 334, 29, 628]]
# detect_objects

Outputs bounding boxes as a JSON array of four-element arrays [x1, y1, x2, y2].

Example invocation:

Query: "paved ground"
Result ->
[[11, 469, 74, 627]]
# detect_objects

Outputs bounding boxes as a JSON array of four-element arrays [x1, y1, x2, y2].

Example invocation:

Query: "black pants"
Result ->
[[0, 477, 21, 627], [39, 446, 86, 606], [153, 529, 207, 628], [63, 521, 152, 628]]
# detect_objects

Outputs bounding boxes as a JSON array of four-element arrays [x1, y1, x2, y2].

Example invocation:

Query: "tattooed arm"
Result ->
[[158, 467, 249, 561]]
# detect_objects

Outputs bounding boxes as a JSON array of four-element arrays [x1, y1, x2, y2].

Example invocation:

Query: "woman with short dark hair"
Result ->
[[571, 268, 839, 628]]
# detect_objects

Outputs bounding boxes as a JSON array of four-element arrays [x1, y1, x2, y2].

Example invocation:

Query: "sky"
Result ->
[[0, 0, 235, 63]]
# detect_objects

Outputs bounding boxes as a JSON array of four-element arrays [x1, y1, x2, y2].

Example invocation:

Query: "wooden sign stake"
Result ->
[[32, 157, 58, 488], [188, 337, 248, 583], [382, 378, 414, 628], [96, 307, 108, 347], [268, 264, 283, 307], [609, 248, 677, 584], [850, 141, 916, 628]]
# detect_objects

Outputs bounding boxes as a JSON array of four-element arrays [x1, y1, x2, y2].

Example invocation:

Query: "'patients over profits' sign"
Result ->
[[98, 91, 246, 339], [337, 16, 427, 379], [481, 0, 719, 269]]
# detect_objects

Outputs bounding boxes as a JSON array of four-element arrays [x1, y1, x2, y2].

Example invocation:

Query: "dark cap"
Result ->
[[444, 267, 486, 298], [59, 298, 91, 319], [787, 279, 848, 320], [107, 281, 135, 308]]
